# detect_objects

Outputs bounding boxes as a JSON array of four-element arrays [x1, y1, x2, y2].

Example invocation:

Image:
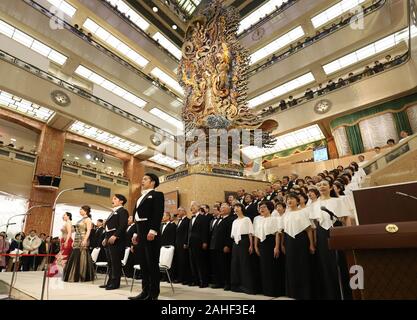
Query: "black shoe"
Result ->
[[210, 284, 222, 289], [224, 285, 231, 291], [99, 284, 108, 288], [199, 283, 208, 288], [128, 292, 149, 300], [188, 282, 197, 286], [105, 285, 120, 290]]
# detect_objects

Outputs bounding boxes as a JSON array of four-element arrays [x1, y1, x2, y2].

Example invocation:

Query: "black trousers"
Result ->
[[104, 233, 124, 287], [189, 244, 209, 286], [174, 245, 191, 284], [211, 249, 231, 288], [137, 236, 161, 298]]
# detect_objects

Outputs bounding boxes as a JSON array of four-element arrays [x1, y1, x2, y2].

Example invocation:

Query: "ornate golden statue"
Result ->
[[178, 0, 268, 132]]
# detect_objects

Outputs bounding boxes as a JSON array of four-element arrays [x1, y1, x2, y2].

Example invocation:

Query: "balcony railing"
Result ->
[[259, 51, 410, 118], [62, 161, 129, 186], [23, 0, 183, 102], [248, 0, 387, 77], [0, 145, 37, 164], [0, 49, 176, 141]]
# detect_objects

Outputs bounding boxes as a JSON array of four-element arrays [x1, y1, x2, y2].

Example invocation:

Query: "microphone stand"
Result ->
[[5, 205, 51, 300], [40, 187, 85, 301]]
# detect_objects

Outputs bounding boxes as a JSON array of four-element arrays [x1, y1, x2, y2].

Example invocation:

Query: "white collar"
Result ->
[[112, 206, 123, 212], [142, 188, 154, 195]]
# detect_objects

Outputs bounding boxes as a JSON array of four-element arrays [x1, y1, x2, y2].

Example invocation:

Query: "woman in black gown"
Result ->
[[254, 201, 282, 297], [230, 203, 256, 294], [283, 193, 315, 300], [309, 180, 350, 299]]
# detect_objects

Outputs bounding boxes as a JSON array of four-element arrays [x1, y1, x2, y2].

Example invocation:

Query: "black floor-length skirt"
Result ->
[[259, 234, 281, 297], [63, 248, 95, 282], [231, 235, 256, 294], [315, 226, 341, 300], [285, 231, 312, 300]]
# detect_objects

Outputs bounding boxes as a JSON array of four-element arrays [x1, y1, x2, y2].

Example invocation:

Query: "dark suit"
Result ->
[[188, 213, 210, 286], [209, 214, 235, 288], [245, 202, 258, 221], [104, 206, 129, 288], [134, 190, 164, 298], [124, 224, 136, 278], [160, 222, 176, 247], [174, 217, 191, 284], [94, 226, 106, 263]]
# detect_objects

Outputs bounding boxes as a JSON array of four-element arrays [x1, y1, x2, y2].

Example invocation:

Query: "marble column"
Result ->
[[123, 156, 145, 216], [25, 125, 66, 235]]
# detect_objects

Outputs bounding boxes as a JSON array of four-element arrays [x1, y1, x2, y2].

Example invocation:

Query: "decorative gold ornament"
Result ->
[[178, 0, 262, 132], [385, 224, 399, 233]]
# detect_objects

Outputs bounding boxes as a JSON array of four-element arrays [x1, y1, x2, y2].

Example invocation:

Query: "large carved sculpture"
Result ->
[[178, 0, 272, 134]]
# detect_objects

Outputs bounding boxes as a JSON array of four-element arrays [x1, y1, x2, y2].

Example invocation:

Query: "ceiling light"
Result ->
[[250, 26, 305, 64], [149, 153, 184, 169], [0, 89, 55, 122], [323, 26, 417, 74], [248, 72, 315, 108], [242, 124, 325, 159], [104, 0, 149, 31], [149, 108, 183, 130], [172, 24, 177, 30], [86, 153, 92, 160], [69, 121, 146, 154], [46, 0, 77, 17], [83, 18, 148, 68], [94, 155, 100, 161], [238, 0, 286, 34], [150, 67, 184, 95], [153, 6, 158, 12], [100, 157, 106, 163], [0, 19, 68, 66], [10, 138, 16, 142], [75, 65, 147, 108], [152, 32, 182, 60], [311, 0, 366, 29]]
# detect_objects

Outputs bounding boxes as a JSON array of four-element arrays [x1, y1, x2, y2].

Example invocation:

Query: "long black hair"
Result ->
[[81, 205, 92, 218]]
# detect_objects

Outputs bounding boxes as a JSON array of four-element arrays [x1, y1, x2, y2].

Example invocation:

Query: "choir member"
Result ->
[[209, 203, 235, 290], [187, 201, 210, 287], [243, 193, 258, 221], [310, 180, 350, 300], [254, 201, 283, 297], [160, 212, 176, 247], [282, 193, 315, 300], [230, 203, 256, 294], [174, 208, 191, 285]]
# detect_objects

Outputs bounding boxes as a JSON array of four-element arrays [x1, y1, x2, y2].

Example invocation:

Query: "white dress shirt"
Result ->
[[134, 188, 157, 236], [106, 205, 122, 232], [231, 217, 254, 244]]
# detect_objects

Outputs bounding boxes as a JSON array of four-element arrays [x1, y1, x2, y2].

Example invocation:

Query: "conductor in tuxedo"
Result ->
[[129, 173, 164, 300], [100, 194, 129, 290]]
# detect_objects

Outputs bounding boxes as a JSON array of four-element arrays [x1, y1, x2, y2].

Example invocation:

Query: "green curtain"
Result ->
[[346, 125, 364, 155], [393, 111, 412, 135], [330, 92, 417, 130]]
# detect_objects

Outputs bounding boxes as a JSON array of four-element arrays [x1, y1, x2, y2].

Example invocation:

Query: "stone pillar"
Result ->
[[25, 125, 66, 235], [327, 136, 339, 160], [124, 156, 145, 216]]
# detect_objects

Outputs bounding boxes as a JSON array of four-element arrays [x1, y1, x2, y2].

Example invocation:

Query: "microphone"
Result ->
[[8, 223, 16, 226], [395, 191, 417, 200], [321, 206, 337, 220]]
